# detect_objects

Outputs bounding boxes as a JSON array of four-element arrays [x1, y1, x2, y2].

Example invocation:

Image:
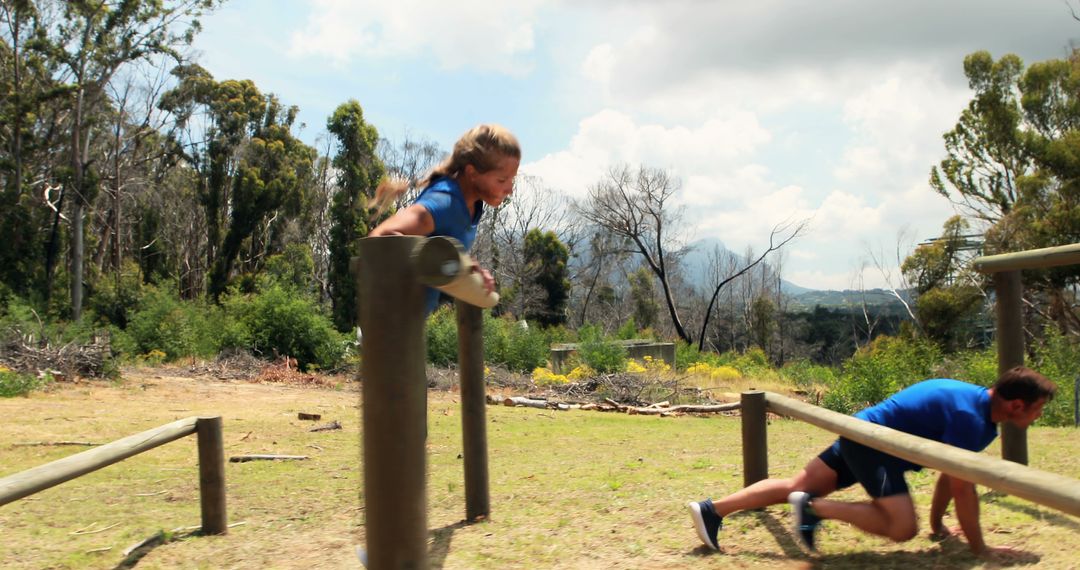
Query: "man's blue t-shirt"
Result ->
[[855, 378, 996, 469], [413, 177, 483, 314]]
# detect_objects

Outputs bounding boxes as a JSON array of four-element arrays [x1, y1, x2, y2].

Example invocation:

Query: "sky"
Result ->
[[190, 0, 1080, 291]]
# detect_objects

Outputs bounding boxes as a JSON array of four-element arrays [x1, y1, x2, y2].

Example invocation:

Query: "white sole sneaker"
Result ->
[[687, 501, 719, 550]]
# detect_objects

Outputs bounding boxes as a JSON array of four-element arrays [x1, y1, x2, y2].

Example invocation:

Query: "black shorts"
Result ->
[[817, 438, 914, 498]]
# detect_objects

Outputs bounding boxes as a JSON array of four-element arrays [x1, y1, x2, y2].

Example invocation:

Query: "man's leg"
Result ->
[[711, 457, 839, 517], [689, 454, 841, 550], [808, 493, 918, 542]]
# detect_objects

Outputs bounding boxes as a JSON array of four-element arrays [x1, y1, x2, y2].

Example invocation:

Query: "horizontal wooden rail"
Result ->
[[0, 416, 226, 534], [763, 392, 1080, 518], [972, 243, 1080, 274]]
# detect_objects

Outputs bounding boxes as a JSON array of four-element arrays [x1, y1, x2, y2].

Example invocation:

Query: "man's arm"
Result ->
[[949, 475, 986, 555], [930, 472, 953, 536]]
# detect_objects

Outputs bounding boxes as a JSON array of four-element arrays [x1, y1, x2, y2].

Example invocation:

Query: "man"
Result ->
[[687, 366, 1056, 558]]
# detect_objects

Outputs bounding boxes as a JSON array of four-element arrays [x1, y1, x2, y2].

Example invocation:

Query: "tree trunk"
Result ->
[[70, 88, 85, 321]]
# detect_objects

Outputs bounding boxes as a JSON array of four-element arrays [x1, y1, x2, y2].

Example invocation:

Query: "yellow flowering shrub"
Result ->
[[566, 365, 595, 381], [625, 359, 647, 373], [532, 366, 569, 386]]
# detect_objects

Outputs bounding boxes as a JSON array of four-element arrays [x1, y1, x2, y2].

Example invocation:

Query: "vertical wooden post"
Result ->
[[994, 270, 1027, 465], [355, 237, 429, 569], [196, 416, 227, 535], [1073, 376, 1079, 428], [741, 390, 768, 487], [457, 300, 490, 521]]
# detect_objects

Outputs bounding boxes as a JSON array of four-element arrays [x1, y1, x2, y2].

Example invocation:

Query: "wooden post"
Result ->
[[741, 390, 768, 487], [457, 300, 490, 521], [196, 416, 227, 535], [1074, 376, 1079, 428], [355, 236, 429, 569], [994, 270, 1027, 465]]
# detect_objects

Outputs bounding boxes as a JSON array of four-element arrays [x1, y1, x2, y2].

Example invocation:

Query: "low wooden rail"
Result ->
[[741, 391, 1080, 518], [0, 416, 227, 534]]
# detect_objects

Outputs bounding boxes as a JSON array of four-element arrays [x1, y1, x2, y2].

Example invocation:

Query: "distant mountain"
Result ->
[[679, 238, 909, 311], [788, 288, 913, 313]]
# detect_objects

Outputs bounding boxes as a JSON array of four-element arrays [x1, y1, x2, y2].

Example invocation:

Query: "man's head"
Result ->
[[990, 366, 1057, 428]]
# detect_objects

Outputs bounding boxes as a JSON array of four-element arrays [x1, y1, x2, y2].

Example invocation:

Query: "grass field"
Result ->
[[1, 368, 1078, 569]]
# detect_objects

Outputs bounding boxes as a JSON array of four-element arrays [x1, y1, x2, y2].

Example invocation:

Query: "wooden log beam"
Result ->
[[415, 236, 499, 308], [0, 417, 199, 507], [972, 242, 1080, 274], [763, 392, 1080, 518]]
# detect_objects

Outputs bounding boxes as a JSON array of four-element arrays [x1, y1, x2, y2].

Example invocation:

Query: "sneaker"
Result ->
[[787, 491, 820, 552], [687, 498, 723, 550]]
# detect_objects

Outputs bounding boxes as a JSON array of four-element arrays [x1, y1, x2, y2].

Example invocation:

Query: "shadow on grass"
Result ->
[[429, 519, 472, 569], [982, 490, 1080, 532], [112, 528, 201, 570], [688, 510, 1040, 568]]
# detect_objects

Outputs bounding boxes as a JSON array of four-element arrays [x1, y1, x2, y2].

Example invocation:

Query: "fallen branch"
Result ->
[[15, 441, 98, 447], [229, 454, 309, 463], [503, 396, 548, 409], [70, 521, 120, 535], [626, 402, 741, 415], [308, 420, 341, 432], [492, 394, 740, 416]]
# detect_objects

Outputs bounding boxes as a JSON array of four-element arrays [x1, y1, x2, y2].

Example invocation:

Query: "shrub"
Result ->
[[0, 367, 49, 397], [1029, 328, 1080, 427], [780, 359, 837, 389], [225, 285, 347, 371], [576, 324, 626, 374], [426, 305, 459, 366], [532, 366, 569, 385], [824, 335, 943, 415]]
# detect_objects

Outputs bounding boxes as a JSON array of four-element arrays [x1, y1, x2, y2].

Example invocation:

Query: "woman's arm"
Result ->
[[370, 204, 435, 237]]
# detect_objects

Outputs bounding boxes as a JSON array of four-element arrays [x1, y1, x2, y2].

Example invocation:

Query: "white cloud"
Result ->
[[289, 0, 543, 74]]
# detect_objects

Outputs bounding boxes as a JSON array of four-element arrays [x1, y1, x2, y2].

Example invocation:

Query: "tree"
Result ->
[[627, 266, 658, 330], [49, 0, 221, 319], [521, 228, 570, 327], [696, 219, 807, 350], [901, 216, 986, 351], [930, 51, 1031, 228], [576, 165, 692, 342], [326, 100, 382, 331]]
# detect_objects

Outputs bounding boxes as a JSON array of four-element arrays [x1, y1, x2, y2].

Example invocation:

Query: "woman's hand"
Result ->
[[471, 265, 495, 295]]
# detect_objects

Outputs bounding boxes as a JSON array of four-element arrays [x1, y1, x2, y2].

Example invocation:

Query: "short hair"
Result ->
[[992, 366, 1056, 404]]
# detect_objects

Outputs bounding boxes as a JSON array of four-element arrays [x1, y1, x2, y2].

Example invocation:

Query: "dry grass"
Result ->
[[0, 368, 1078, 569]]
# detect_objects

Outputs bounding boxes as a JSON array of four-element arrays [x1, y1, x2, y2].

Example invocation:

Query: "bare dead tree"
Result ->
[[576, 165, 692, 342], [696, 218, 808, 350]]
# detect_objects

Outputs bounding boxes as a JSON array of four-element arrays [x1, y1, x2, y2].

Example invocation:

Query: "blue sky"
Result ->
[[191, 0, 1080, 291]]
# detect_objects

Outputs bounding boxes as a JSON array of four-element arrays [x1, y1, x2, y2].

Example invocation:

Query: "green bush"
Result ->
[[426, 309, 552, 373], [426, 305, 459, 366], [500, 319, 549, 373], [576, 324, 626, 374], [1030, 328, 1080, 427], [733, 347, 771, 376], [224, 284, 347, 371], [0, 368, 48, 398], [118, 286, 225, 361], [824, 335, 943, 415], [780, 359, 837, 388]]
